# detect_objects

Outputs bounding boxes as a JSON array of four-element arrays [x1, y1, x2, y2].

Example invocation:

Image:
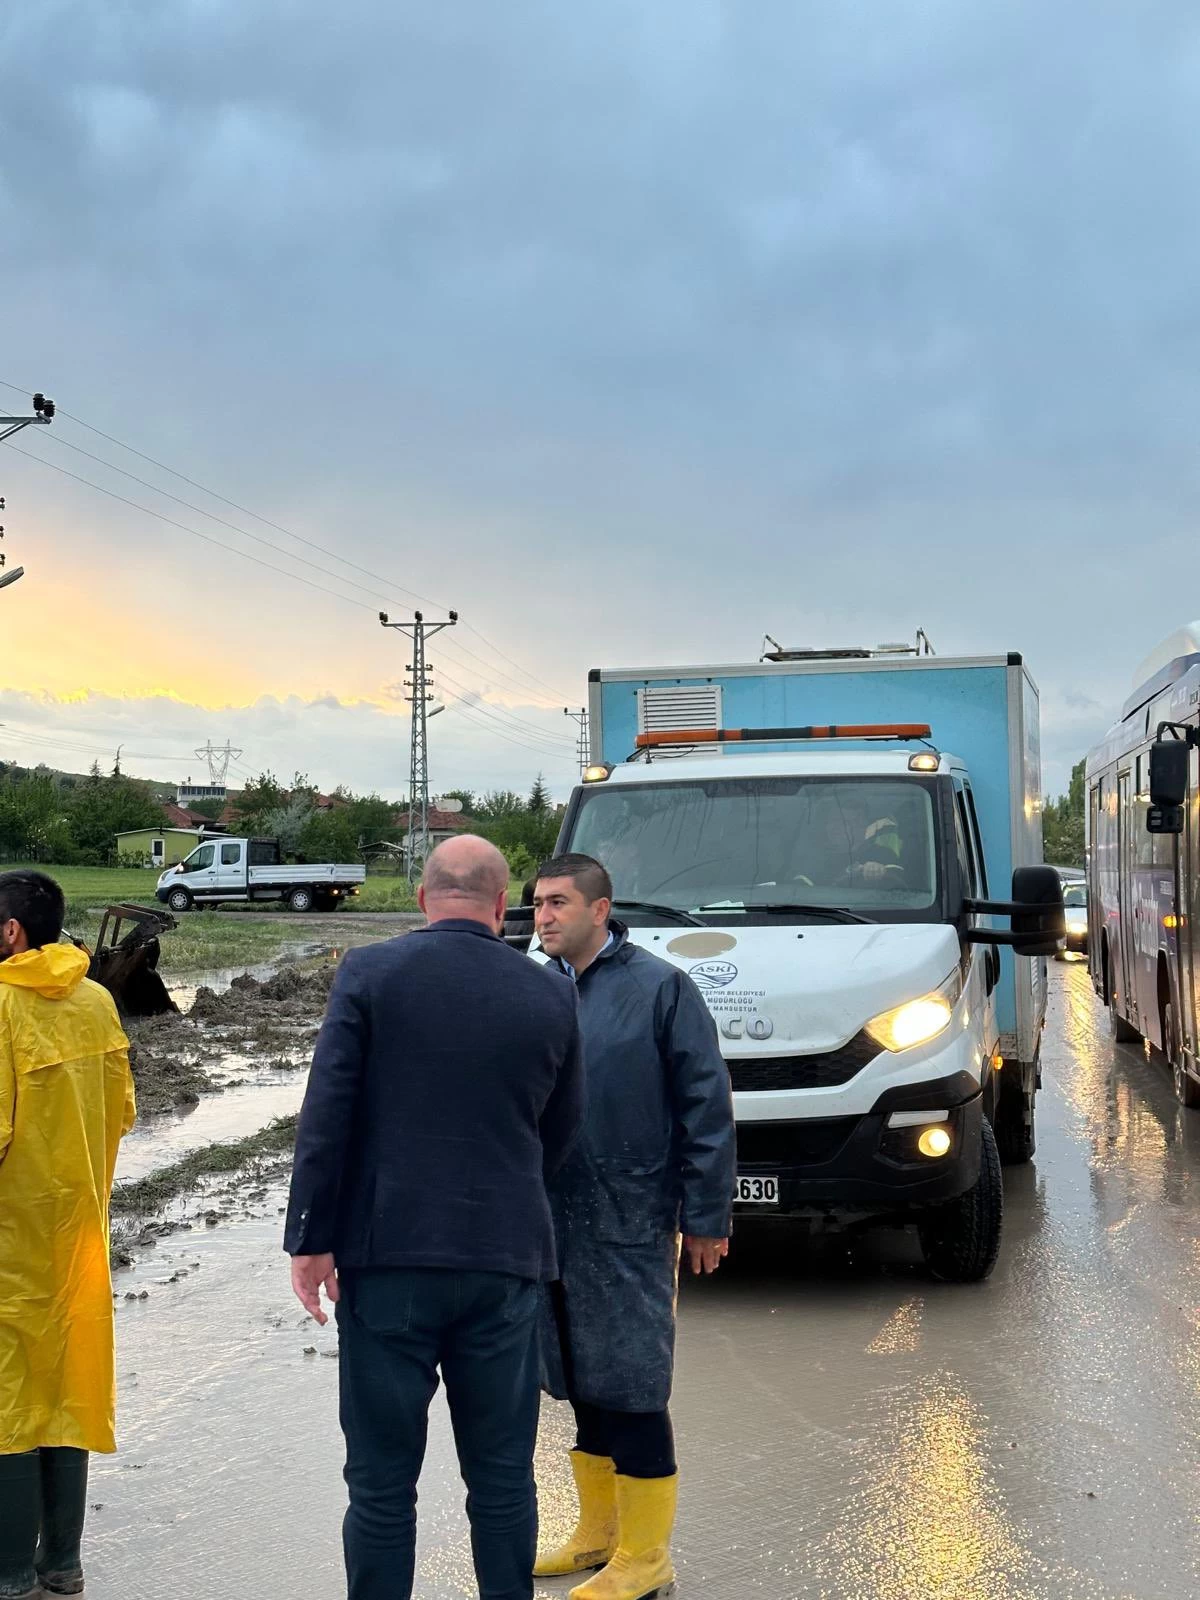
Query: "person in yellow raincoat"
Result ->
[[0, 872, 135, 1600]]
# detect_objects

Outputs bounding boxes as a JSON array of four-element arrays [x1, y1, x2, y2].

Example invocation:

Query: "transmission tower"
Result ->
[[194, 741, 243, 786], [564, 707, 590, 775], [380, 608, 458, 878]]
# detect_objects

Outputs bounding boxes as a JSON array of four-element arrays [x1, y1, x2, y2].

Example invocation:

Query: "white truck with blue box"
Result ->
[[511, 641, 1062, 1280]]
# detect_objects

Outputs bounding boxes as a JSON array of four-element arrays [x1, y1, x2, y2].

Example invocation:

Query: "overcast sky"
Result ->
[[1, 0, 1196, 803]]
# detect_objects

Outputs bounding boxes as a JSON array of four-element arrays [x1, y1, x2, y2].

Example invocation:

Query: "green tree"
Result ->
[[262, 794, 316, 856], [235, 772, 289, 832], [1043, 758, 1086, 868], [187, 797, 226, 820], [63, 768, 161, 864], [529, 774, 551, 815], [476, 790, 525, 822], [440, 788, 476, 816]]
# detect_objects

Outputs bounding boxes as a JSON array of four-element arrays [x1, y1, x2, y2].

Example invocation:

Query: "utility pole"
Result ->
[[564, 707, 590, 775], [0, 395, 55, 595], [380, 608, 458, 878], [0, 393, 54, 445]]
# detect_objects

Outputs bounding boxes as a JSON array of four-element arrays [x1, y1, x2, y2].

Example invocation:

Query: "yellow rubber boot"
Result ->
[[568, 1473, 678, 1600], [534, 1451, 618, 1577]]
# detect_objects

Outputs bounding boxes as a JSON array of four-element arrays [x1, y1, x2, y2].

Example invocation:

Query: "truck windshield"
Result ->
[[565, 776, 939, 919]]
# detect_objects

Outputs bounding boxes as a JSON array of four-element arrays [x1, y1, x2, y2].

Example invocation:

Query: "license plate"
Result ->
[[734, 1174, 779, 1204]]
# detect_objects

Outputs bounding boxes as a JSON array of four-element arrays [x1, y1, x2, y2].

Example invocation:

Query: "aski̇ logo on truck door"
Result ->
[[687, 961, 773, 1039]]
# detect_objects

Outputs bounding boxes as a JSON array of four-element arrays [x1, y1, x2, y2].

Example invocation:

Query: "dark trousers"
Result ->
[[0, 1447, 89, 1598], [336, 1267, 540, 1600], [572, 1403, 676, 1479]]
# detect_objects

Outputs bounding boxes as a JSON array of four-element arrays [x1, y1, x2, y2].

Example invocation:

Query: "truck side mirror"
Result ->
[[1010, 865, 1065, 956], [1148, 740, 1187, 834]]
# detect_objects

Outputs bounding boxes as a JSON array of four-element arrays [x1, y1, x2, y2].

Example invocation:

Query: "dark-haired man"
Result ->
[[532, 853, 735, 1600], [0, 871, 136, 1600]]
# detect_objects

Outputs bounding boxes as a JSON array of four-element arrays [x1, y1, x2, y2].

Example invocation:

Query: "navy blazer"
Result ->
[[284, 919, 585, 1282]]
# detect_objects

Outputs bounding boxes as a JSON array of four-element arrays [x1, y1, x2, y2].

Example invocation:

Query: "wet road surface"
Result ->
[[87, 960, 1200, 1598]]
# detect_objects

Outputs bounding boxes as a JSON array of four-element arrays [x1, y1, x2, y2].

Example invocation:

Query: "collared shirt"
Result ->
[[560, 929, 614, 983]]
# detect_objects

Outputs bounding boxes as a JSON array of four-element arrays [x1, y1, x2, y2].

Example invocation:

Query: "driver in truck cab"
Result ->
[[791, 802, 907, 889]]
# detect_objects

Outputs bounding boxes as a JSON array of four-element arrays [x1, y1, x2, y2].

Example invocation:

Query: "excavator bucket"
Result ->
[[78, 903, 179, 1017]]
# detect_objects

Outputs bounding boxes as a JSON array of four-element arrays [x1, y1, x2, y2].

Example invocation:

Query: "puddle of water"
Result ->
[[118, 1077, 308, 1182], [166, 942, 328, 1011]]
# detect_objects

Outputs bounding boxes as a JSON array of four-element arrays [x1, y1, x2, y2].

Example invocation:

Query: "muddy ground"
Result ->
[[124, 960, 337, 1116], [109, 956, 345, 1263]]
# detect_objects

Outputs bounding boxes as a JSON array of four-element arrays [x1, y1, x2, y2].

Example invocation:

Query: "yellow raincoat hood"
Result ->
[[0, 943, 135, 1455], [0, 942, 90, 1000]]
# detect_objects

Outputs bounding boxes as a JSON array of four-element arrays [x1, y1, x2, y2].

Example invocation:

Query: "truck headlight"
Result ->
[[864, 969, 962, 1052]]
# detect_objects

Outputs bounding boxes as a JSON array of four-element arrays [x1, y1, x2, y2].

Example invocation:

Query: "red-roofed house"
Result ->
[[393, 807, 473, 848]]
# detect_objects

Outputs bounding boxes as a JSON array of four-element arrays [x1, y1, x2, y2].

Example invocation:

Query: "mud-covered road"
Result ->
[[85, 959, 1200, 1599]]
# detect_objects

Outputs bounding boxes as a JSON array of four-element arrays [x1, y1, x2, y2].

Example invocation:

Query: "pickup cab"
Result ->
[[155, 836, 365, 913]]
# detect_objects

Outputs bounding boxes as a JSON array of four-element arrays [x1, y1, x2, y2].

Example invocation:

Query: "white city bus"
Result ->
[[1086, 624, 1200, 1106]]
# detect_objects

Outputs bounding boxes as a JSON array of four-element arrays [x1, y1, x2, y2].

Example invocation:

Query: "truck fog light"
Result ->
[[918, 1126, 952, 1159]]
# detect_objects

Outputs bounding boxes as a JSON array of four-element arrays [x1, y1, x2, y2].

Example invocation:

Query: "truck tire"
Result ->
[[288, 887, 315, 913], [994, 1071, 1036, 1165], [166, 886, 193, 913], [917, 1117, 1003, 1283]]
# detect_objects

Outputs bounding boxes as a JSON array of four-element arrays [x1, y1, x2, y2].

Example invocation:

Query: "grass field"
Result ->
[[0, 864, 422, 972]]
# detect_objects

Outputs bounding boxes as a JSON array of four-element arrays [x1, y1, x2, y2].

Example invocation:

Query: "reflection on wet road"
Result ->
[[89, 963, 1200, 1598]]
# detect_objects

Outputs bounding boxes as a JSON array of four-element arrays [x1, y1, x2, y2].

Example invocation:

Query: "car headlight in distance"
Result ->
[[865, 969, 963, 1052]]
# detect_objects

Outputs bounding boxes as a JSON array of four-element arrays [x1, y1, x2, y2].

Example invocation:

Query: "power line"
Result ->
[[12, 434, 577, 758], [431, 662, 576, 747], [444, 698, 577, 763], [0, 377, 574, 703], [22, 426, 573, 711], [7, 440, 385, 613]]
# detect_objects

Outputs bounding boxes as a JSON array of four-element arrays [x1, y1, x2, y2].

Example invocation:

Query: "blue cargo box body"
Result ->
[[588, 653, 1044, 1062]]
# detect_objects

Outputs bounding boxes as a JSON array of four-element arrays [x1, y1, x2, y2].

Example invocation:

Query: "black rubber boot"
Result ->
[[0, 1449, 41, 1600], [35, 1448, 89, 1595]]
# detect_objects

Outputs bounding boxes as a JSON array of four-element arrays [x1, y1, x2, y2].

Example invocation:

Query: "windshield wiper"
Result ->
[[695, 901, 875, 925], [612, 899, 707, 928]]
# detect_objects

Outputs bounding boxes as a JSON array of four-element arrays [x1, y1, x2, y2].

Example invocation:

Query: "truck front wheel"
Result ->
[[917, 1118, 1003, 1283], [994, 1069, 1035, 1165], [166, 886, 193, 913], [288, 887, 315, 913]]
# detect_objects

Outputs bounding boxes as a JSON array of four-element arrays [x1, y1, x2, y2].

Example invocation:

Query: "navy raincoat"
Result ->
[[541, 922, 736, 1411]]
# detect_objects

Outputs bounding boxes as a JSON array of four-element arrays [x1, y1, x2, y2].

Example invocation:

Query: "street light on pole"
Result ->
[[0, 568, 24, 592]]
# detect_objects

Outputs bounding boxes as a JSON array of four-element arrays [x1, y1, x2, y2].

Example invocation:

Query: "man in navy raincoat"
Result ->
[[532, 853, 735, 1600]]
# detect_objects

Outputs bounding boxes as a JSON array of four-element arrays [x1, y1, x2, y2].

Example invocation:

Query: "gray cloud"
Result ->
[[2, 1, 1197, 799]]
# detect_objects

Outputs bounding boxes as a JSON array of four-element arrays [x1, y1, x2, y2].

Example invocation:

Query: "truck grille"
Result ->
[[727, 1032, 879, 1092], [736, 1118, 859, 1167]]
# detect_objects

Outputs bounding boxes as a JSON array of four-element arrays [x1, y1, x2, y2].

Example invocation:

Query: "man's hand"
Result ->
[[683, 1236, 729, 1276], [291, 1252, 340, 1325]]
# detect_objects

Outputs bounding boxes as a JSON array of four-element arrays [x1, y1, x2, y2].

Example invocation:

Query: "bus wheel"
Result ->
[[1163, 996, 1200, 1108], [1108, 956, 1139, 1043], [917, 1118, 1003, 1283]]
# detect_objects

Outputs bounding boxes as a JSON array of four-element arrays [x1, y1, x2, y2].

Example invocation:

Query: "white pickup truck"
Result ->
[[155, 836, 365, 913]]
